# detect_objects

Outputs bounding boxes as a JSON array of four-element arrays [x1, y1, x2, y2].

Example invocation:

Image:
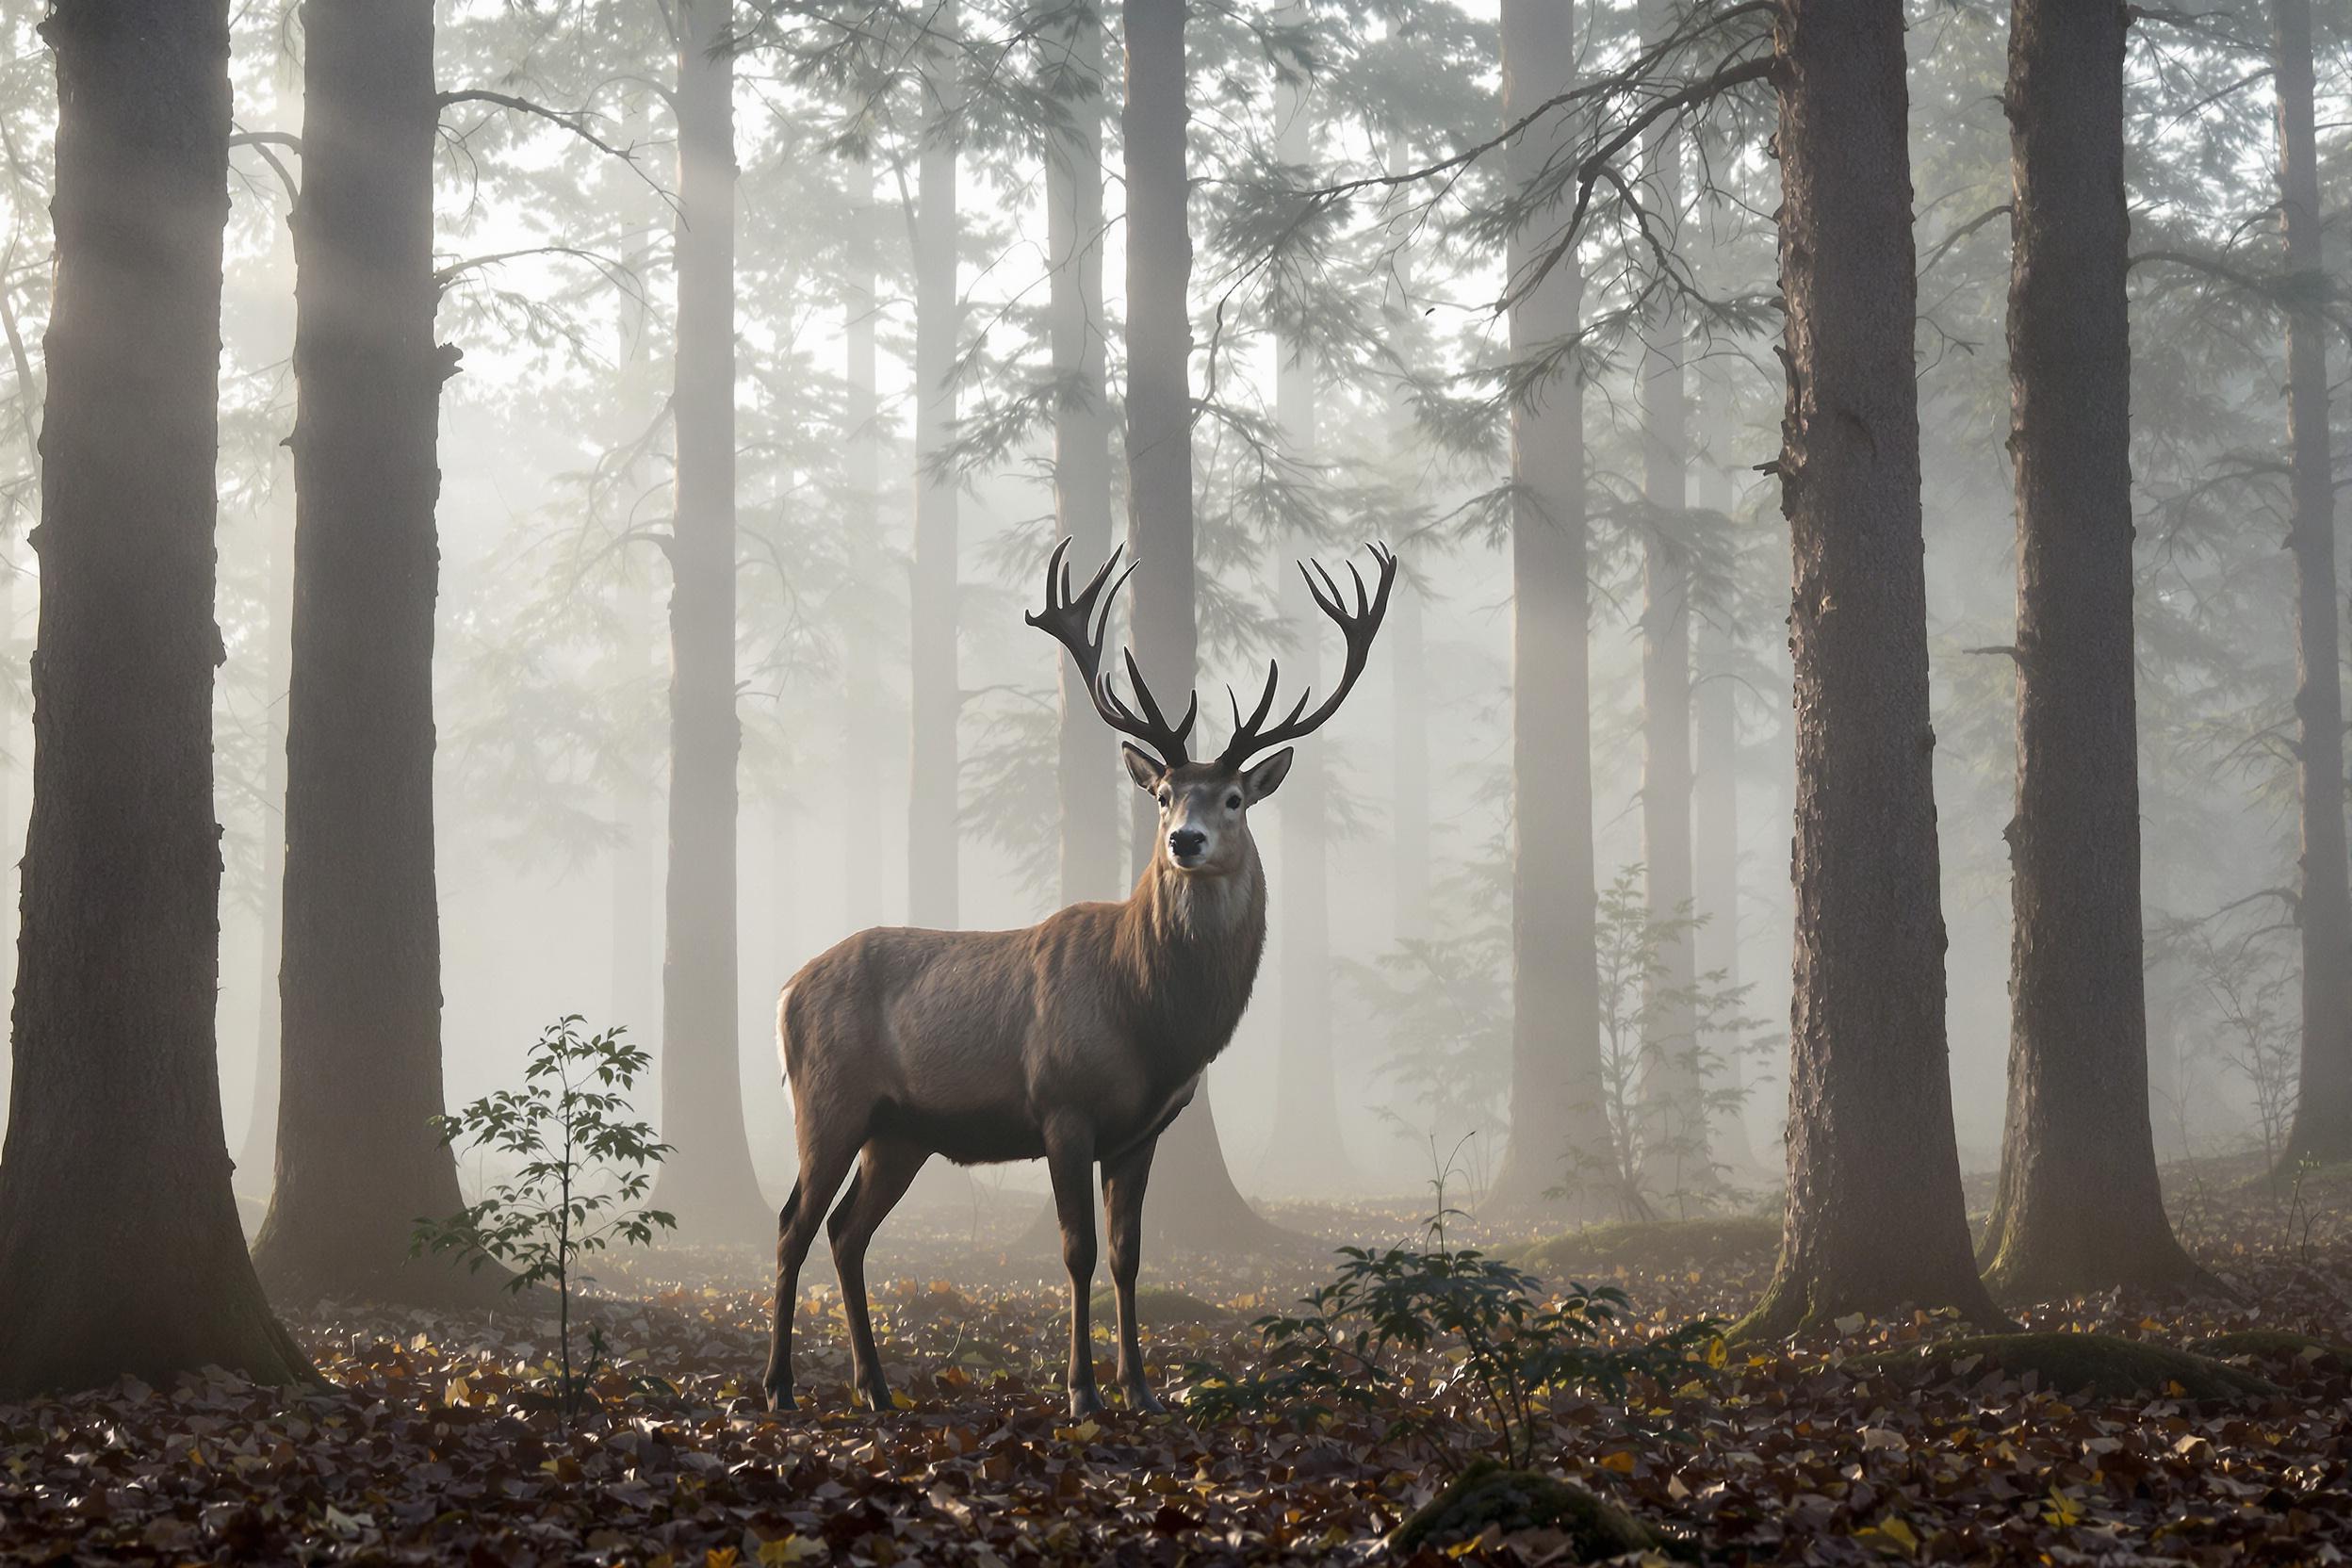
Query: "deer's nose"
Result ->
[[1168, 828, 1206, 859]]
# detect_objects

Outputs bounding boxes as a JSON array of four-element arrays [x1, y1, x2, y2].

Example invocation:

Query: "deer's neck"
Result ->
[[1114, 841, 1268, 1073]]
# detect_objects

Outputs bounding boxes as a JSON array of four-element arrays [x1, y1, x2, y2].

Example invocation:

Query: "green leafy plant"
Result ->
[[413, 1016, 675, 1418], [1184, 1162, 1718, 1470]]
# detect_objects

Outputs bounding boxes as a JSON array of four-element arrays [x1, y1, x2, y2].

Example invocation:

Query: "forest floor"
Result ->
[[5, 1157, 2350, 1565]]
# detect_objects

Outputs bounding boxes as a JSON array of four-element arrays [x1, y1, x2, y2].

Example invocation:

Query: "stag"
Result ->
[[760, 539, 1396, 1416]]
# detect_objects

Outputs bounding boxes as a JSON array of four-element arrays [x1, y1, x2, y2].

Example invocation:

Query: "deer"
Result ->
[[760, 538, 1396, 1418]]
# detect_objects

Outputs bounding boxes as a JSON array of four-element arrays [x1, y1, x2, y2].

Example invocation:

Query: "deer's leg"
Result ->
[[1043, 1125, 1105, 1418], [827, 1136, 929, 1412], [1101, 1135, 1164, 1413], [762, 1119, 860, 1413]]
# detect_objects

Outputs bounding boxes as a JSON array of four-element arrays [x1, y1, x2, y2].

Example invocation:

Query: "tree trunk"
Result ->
[[650, 0, 767, 1242], [907, 10, 962, 931], [252, 0, 492, 1306], [2275, 0, 2352, 1168], [611, 570, 658, 1042], [1487, 0, 1609, 1216], [235, 497, 294, 1191], [1122, 0, 1283, 1251], [1384, 136, 1431, 945], [1692, 614, 1756, 1172], [1260, 75, 1352, 1196], [841, 153, 885, 931], [0, 0, 314, 1396], [1976, 0, 2206, 1298], [1740, 0, 2001, 1336], [1047, 3, 1119, 906], [1633, 6, 1703, 1203]]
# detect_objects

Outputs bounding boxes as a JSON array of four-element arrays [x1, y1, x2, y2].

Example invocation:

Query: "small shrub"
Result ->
[[1184, 1185, 1717, 1469], [413, 1015, 675, 1419]]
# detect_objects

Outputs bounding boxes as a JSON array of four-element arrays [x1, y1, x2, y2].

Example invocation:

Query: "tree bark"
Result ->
[[0, 0, 315, 1396], [1634, 0, 1703, 1200], [253, 0, 493, 1305], [1976, 0, 2207, 1300], [650, 0, 768, 1241], [1122, 0, 1283, 1251], [1047, 3, 1119, 906], [907, 8, 963, 931], [1487, 0, 1609, 1216], [1739, 0, 2000, 1336], [2274, 0, 2352, 1168]]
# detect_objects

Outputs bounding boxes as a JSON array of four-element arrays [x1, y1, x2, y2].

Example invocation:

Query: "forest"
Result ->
[[0, 0, 2348, 1561]]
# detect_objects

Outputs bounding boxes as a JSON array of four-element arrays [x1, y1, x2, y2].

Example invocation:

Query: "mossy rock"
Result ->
[[1087, 1284, 1234, 1328], [1391, 1459, 1682, 1559], [2192, 1330, 2352, 1375], [1865, 1332, 2280, 1401], [1516, 1217, 1780, 1280]]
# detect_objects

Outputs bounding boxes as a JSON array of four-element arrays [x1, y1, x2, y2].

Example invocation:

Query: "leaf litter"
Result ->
[[1, 1177, 2347, 1564]]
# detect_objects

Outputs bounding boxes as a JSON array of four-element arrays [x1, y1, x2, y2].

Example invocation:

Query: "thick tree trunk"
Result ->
[[1634, 13, 1703, 1202], [1487, 0, 1609, 1216], [1740, 0, 2001, 1336], [907, 11, 962, 931], [841, 154, 885, 931], [0, 0, 315, 1396], [1123, 0, 1282, 1251], [651, 0, 767, 1241], [235, 498, 294, 1191], [2275, 0, 2352, 1168], [1977, 0, 2207, 1300], [1047, 4, 1119, 906], [252, 0, 492, 1306]]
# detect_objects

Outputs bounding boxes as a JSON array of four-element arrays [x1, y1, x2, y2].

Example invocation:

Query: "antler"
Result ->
[[1217, 543, 1398, 768], [1026, 538, 1200, 768]]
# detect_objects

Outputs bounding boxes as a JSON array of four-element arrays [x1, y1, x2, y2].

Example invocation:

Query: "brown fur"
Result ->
[[760, 753, 1286, 1416]]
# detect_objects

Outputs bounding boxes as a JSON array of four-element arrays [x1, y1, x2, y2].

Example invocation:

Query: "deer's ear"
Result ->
[[1243, 747, 1294, 802], [1122, 743, 1167, 793]]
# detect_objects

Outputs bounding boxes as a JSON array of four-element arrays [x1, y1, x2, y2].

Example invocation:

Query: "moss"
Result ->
[[1864, 1332, 2280, 1400], [1390, 1458, 1680, 1558], [1516, 1217, 1780, 1281], [2192, 1330, 2352, 1374], [1086, 1284, 1233, 1327]]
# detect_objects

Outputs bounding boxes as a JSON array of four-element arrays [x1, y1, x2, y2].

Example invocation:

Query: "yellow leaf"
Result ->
[[1705, 1336, 1729, 1369], [891, 1390, 916, 1410], [2043, 1489, 2083, 1528], [707, 1550, 741, 1568], [757, 1536, 825, 1565], [1854, 1517, 1919, 1557], [1597, 1450, 1638, 1474], [443, 1376, 471, 1408]]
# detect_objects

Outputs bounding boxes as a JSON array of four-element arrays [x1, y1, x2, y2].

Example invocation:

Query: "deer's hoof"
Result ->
[[1123, 1384, 1168, 1414], [1068, 1385, 1107, 1418], [762, 1381, 795, 1413], [856, 1380, 893, 1413]]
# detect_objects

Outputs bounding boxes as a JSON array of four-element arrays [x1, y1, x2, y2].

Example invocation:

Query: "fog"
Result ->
[[0, 0, 2321, 1229]]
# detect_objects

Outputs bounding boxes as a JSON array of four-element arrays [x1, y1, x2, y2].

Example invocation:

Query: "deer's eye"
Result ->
[[1225, 793, 1242, 809], [1157, 791, 1170, 808]]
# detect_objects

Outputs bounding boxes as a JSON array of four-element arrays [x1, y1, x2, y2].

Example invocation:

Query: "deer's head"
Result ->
[[1028, 539, 1396, 879]]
